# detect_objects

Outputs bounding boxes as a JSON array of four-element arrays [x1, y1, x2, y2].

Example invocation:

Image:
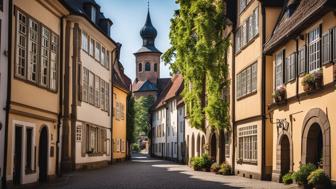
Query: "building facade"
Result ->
[[264, 0, 336, 182], [5, 0, 68, 185], [112, 61, 131, 161], [0, 0, 9, 188], [60, 0, 117, 171]]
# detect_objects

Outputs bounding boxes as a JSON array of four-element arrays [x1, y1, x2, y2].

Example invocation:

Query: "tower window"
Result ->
[[154, 63, 158, 72], [139, 63, 143, 72], [145, 62, 151, 71]]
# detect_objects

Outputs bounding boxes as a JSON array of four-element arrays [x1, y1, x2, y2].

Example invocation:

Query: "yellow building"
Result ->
[[112, 62, 131, 161], [264, 0, 336, 182], [5, 0, 68, 186]]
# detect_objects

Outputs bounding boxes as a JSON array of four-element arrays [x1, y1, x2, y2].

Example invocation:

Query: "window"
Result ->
[[225, 132, 230, 158], [16, 11, 27, 78], [145, 62, 151, 71], [88, 72, 94, 104], [238, 125, 257, 162], [322, 32, 331, 65], [105, 82, 109, 112], [95, 42, 101, 62], [50, 34, 58, 91], [91, 7, 96, 23], [139, 63, 142, 72], [82, 68, 89, 102], [236, 62, 257, 98], [100, 79, 105, 110], [86, 125, 106, 154], [154, 63, 158, 72], [81, 31, 88, 52], [101, 47, 105, 66], [298, 47, 305, 74], [239, 0, 251, 13], [89, 38, 94, 56], [308, 27, 321, 72], [27, 20, 38, 82], [286, 53, 296, 82], [275, 51, 284, 88], [94, 75, 100, 107], [235, 7, 259, 53], [25, 128, 33, 173], [40, 27, 50, 87], [76, 125, 82, 141]]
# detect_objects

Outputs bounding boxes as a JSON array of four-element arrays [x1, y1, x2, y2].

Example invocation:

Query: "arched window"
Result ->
[[154, 63, 158, 72], [139, 63, 143, 72], [145, 62, 151, 71]]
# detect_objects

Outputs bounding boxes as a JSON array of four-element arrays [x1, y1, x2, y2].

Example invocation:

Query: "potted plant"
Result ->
[[273, 85, 287, 105], [210, 162, 220, 173], [292, 163, 316, 188], [282, 172, 294, 185], [307, 169, 331, 189], [302, 70, 323, 93], [217, 163, 232, 175]]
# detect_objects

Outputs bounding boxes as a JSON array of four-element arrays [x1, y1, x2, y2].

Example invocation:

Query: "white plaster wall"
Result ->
[[177, 105, 185, 161], [152, 108, 166, 157]]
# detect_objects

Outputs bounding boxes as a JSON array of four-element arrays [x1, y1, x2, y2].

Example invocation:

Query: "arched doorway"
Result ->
[[191, 134, 195, 158], [210, 133, 217, 161], [280, 135, 290, 177], [306, 123, 323, 166], [196, 134, 200, 156], [302, 108, 331, 176], [201, 136, 205, 155], [39, 126, 48, 182]]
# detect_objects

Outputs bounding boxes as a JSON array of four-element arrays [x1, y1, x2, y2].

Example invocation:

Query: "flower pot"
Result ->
[[303, 84, 314, 93]]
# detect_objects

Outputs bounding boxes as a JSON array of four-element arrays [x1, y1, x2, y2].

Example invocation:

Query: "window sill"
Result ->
[[236, 90, 257, 101]]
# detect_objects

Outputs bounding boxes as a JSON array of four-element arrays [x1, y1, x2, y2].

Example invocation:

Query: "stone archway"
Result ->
[[302, 108, 331, 176], [210, 133, 217, 161], [39, 126, 49, 182], [280, 135, 290, 177]]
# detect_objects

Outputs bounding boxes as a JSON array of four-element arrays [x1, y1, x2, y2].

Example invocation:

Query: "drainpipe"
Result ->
[[295, 38, 299, 99], [2, 0, 12, 188], [231, 30, 236, 174], [176, 103, 179, 162], [56, 15, 66, 177], [261, 4, 267, 180]]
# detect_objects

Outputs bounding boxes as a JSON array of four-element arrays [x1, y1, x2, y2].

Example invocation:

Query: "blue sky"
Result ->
[[96, 0, 179, 81]]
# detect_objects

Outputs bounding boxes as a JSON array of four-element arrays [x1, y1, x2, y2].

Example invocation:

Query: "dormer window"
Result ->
[[91, 7, 96, 23]]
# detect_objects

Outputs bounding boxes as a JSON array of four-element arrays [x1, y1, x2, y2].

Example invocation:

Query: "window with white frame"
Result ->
[[88, 72, 95, 104], [95, 42, 101, 62], [86, 124, 106, 154], [275, 51, 284, 88], [253, 7, 259, 36], [95, 75, 100, 107], [82, 68, 89, 102], [286, 53, 296, 82], [235, 28, 241, 52], [236, 62, 257, 98], [238, 125, 257, 162], [16, 11, 27, 78], [91, 7, 96, 23], [27, 19, 38, 82], [89, 38, 94, 56], [298, 47, 305, 74], [40, 27, 50, 87], [105, 82, 109, 112], [50, 34, 58, 90], [101, 47, 105, 66], [100, 79, 105, 110], [308, 27, 321, 72], [81, 31, 88, 52]]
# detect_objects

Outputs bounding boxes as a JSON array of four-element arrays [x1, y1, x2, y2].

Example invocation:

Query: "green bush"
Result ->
[[131, 143, 140, 152], [292, 163, 316, 185], [307, 169, 331, 188], [282, 172, 293, 185], [191, 154, 212, 172], [210, 163, 220, 173], [218, 163, 232, 175]]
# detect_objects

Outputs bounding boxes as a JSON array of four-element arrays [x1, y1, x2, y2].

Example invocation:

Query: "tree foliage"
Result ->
[[126, 96, 136, 144], [134, 96, 155, 137], [163, 0, 230, 130]]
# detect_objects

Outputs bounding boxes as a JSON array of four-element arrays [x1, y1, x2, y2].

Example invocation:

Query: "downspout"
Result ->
[[165, 106, 168, 159], [2, 0, 12, 188], [261, 4, 267, 180], [110, 43, 121, 164], [56, 15, 66, 177], [176, 103, 179, 162], [295, 38, 299, 99], [231, 31, 236, 174]]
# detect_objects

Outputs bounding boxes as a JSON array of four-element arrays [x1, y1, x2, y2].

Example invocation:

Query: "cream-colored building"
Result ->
[[60, 0, 117, 171], [0, 0, 9, 188], [264, 0, 336, 182], [5, 0, 68, 186], [232, 0, 283, 180]]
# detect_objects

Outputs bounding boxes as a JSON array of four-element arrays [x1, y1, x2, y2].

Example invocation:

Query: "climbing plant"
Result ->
[[163, 0, 230, 131]]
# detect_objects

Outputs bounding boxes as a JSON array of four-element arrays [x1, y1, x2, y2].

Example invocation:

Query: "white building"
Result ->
[[177, 101, 185, 162], [151, 74, 183, 161], [0, 0, 9, 188]]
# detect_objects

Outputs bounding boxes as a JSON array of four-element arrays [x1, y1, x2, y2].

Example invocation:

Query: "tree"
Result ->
[[163, 0, 230, 131], [134, 96, 155, 138], [126, 96, 136, 144]]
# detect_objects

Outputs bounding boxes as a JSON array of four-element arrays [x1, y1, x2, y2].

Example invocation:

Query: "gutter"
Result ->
[[2, 0, 12, 188]]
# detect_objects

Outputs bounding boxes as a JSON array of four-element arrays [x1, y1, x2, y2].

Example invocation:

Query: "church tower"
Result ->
[[134, 8, 161, 84]]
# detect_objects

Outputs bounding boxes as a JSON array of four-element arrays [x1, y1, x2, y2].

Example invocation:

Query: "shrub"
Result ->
[[210, 163, 220, 173], [292, 163, 316, 185], [282, 172, 293, 185], [131, 143, 140, 152], [191, 154, 212, 172], [218, 163, 232, 175], [307, 169, 331, 189]]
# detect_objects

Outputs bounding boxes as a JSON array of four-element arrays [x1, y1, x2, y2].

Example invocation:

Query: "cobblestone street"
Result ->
[[25, 153, 296, 189]]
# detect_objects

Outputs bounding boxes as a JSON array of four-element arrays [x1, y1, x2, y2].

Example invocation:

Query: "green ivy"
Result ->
[[163, 0, 230, 130]]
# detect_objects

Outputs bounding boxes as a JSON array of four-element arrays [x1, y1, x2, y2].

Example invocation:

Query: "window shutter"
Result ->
[[322, 32, 330, 65], [333, 28, 336, 62]]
